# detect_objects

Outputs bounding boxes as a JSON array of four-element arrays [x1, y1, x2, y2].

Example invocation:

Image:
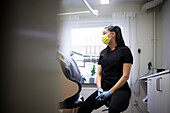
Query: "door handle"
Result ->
[[156, 77, 162, 91], [148, 79, 152, 85]]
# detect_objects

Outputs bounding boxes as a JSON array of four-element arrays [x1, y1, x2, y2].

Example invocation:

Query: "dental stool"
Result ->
[[58, 60, 84, 113], [102, 100, 123, 113]]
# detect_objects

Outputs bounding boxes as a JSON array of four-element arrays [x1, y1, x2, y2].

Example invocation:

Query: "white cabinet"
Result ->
[[147, 73, 170, 113]]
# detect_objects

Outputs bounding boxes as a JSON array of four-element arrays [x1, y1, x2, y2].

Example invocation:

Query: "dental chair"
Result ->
[[58, 59, 84, 113]]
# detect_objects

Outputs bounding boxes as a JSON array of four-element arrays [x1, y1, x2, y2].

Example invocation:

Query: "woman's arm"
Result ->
[[109, 63, 132, 93], [96, 65, 102, 88]]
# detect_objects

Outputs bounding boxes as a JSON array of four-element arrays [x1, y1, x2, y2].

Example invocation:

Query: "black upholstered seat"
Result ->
[[58, 60, 84, 110]]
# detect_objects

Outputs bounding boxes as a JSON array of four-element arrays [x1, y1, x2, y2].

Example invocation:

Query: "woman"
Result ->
[[77, 26, 133, 113]]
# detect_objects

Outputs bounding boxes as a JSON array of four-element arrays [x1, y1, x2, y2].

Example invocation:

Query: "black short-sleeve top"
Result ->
[[98, 45, 133, 90]]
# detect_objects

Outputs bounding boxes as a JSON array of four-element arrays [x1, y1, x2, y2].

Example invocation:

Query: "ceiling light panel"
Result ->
[[100, 0, 109, 4]]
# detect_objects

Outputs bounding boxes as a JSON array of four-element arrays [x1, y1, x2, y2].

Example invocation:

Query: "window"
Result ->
[[71, 27, 106, 83], [71, 27, 105, 56]]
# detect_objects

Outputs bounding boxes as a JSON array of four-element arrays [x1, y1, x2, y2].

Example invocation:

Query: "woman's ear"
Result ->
[[111, 32, 116, 37]]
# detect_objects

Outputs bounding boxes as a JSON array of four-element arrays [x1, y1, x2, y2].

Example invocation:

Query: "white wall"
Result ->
[[59, 3, 155, 113], [156, 0, 170, 69]]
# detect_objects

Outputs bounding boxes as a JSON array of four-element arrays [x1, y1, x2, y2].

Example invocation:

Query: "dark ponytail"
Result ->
[[105, 26, 125, 46]]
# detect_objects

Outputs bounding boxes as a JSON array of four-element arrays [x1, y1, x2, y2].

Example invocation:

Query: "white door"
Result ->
[[159, 73, 170, 113], [154, 76, 161, 113], [147, 77, 156, 113]]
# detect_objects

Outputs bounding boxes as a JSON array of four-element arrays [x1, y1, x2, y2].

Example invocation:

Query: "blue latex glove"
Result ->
[[95, 87, 103, 101], [96, 90, 112, 101], [97, 87, 103, 96]]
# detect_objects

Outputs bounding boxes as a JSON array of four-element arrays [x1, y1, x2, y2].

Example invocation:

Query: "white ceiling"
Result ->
[[61, 0, 148, 9]]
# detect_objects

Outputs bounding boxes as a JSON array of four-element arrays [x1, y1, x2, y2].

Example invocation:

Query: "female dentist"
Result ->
[[78, 26, 133, 113]]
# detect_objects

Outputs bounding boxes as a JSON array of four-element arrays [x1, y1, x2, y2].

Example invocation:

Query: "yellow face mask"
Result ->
[[101, 34, 110, 45]]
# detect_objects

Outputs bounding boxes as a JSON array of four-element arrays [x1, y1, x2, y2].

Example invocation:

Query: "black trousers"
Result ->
[[78, 89, 131, 113]]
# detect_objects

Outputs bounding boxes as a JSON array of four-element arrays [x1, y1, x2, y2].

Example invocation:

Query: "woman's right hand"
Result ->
[[96, 87, 103, 101], [98, 87, 103, 95]]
